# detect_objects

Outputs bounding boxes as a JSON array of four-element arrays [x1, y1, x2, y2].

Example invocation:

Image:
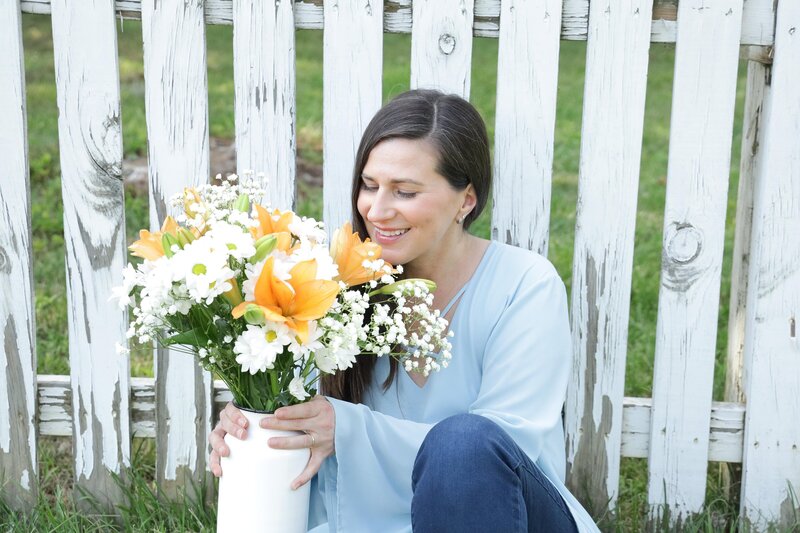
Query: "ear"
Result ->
[[460, 184, 478, 216]]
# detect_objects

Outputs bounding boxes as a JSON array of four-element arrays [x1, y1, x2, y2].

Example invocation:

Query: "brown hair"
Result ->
[[321, 89, 491, 404]]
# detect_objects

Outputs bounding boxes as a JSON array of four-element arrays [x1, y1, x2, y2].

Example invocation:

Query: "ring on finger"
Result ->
[[303, 430, 316, 448]]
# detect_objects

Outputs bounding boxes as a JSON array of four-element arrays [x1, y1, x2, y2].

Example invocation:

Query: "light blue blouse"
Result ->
[[308, 241, 599, 533]]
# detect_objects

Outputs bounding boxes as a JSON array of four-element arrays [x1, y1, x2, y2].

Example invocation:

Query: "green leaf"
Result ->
[[162, 329, 210, 348]]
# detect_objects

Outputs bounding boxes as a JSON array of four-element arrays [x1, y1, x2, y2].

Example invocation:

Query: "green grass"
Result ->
[[11, 11, 779, 532]]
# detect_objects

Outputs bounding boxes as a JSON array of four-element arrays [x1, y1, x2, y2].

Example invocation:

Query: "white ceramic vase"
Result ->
[[217, 408, 311, 533]]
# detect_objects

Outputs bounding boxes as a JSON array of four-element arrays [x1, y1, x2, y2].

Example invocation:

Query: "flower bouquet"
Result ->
[[113, 175, 452, 533]]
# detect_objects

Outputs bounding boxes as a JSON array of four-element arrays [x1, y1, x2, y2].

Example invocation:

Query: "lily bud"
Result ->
[[161, 233, 180, 258], [222, 279, 244, 307], [177, 227, 196, 246], [251, 235, 278, 263], [233, 193, 251, 213], [243, 304, 266, 325]]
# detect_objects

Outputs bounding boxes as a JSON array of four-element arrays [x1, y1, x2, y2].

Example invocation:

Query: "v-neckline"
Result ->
[[402, 241, 496, 389]]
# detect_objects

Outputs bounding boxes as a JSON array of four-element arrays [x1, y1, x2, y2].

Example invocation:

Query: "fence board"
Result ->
[[725, 58, 769, 405], [20, 0, 777, 46], [491, 0, 561, 255], [410, 0, 474, 97], [232, 0, 296, 206], [646, 0, 743, 523], [0, 0, 38, 511], [740, 1, 800, 528], [321, 0, 383, 232], [563, 0, 653, 515], [49, 0, 130, 511], [34, 376, 746, 463], [140, 0, 214, 501]]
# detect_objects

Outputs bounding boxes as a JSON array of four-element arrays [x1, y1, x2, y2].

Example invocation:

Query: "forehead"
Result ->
[[362, 138, 441, 181]]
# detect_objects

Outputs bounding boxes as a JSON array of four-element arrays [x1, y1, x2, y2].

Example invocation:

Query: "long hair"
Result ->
[[320, 89, 491, 404]]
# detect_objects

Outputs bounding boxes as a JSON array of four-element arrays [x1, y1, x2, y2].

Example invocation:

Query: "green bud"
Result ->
[[178, 227, 196, 244], [161, 233, 179, 258], [251, 235, 278, 263], [243, 304, 266, 325], [233, 194, 251, 213]]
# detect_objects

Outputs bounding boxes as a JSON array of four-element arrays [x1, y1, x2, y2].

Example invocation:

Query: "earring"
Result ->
[[456, 216, 464, 225]]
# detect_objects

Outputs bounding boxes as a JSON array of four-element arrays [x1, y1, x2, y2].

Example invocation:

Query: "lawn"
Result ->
[[5, 11, 759, 532]]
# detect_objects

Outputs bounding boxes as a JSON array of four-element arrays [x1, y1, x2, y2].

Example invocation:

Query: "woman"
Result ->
[[209, 89, 599, 533]]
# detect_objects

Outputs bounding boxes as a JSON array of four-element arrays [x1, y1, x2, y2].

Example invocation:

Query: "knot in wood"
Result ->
[[665, 223, 702, 264], [438, 33, 456, 55]]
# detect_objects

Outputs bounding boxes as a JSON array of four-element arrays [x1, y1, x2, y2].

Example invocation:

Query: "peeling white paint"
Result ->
[[19, 469, 29, 491], [50, 0, 131, 495], [563, 0, 654, 510], [19, 0, 779, 45], [492, 0, 561, 255], [740, 1, 800, 528], [232, 0, 296, 207], [321, 0, 384, 232], [140, 0, 214, 491], [410, 0, 474, 97], [647, 0, 744, 523], [0, 0, 39, 509]]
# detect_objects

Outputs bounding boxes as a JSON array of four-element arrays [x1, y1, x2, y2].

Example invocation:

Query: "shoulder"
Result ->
[[485, 241, 563, 292]]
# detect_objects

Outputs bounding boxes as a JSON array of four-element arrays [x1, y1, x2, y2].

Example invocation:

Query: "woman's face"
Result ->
[[356, 137, 475, 268]]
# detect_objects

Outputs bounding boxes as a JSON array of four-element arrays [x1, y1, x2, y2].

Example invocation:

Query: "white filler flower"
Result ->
[[289, 376, 310, 401]]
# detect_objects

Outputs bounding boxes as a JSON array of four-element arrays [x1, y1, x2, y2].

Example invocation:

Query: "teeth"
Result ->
[[377, 228, 407, 237]]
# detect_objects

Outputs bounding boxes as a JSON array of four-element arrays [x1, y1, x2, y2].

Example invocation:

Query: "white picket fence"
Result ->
[[1, 0, 798, 529]]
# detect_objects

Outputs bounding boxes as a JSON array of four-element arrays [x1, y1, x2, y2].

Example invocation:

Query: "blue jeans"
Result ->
[[411, 414, 578, 533]]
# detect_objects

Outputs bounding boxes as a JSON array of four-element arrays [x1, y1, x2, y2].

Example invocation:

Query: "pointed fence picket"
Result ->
[[2, 0, 798, 528]]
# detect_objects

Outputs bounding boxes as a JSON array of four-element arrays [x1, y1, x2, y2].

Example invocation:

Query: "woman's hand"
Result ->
[[262, 395, 336, 490], [208, 401, 249, 478]]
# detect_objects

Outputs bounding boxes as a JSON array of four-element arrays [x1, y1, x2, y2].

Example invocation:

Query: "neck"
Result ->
[[402, 228, 475, 287]]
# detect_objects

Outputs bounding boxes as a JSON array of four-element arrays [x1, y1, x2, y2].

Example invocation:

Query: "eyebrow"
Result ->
[[361, 174, 424, 186]]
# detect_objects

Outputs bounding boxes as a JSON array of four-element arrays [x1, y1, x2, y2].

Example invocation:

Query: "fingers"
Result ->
[[220, 403, 248, 440], [209, 449, 222, 477], [291, 453, 324, 490], [273, 401, 319, 421], [268, 433, 314, 450], [208, 425, 229, 454]]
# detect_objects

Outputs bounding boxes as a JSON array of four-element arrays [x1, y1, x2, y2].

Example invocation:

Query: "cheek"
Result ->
[[355, 193, 370, 220]]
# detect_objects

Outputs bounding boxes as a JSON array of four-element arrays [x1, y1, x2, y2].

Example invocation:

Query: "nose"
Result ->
[[365, 189, 395, 223]]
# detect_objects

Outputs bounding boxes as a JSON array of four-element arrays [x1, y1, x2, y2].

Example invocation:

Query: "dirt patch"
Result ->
[[123, 137, 322, 197]]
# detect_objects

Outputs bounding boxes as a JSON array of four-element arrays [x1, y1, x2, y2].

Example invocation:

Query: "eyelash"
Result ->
[[360, 183, 417, 199]]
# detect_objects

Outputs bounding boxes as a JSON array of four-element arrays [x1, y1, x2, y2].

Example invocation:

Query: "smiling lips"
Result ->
[[373, 227, 409, 243]]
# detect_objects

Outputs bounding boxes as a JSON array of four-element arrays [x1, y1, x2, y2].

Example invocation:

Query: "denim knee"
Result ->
[[413, 414, 515, 485]]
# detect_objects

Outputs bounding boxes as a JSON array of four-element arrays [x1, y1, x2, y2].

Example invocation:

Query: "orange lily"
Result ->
[[331, 222, 391, 287], [231, 257, 339, 343], [251, 204, 294, 252], [129, 216, 180, 261]]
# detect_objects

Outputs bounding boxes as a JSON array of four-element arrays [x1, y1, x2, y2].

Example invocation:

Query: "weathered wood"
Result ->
[[410, 0, 474, 97], [35, 376, 746, 461], [740, 1, 800, 528], [647, 0, 744, 524], [232, 0, 296, 206], [49, 0, 131, 511], [20, 0, 777, 45], [564, 0, 654, 516], [321, 0, 384, 233], [725, 59, 770, 405], [140, 0, 214, 502], [0, 0, 38, 511], [491, 0, 561, 256]]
